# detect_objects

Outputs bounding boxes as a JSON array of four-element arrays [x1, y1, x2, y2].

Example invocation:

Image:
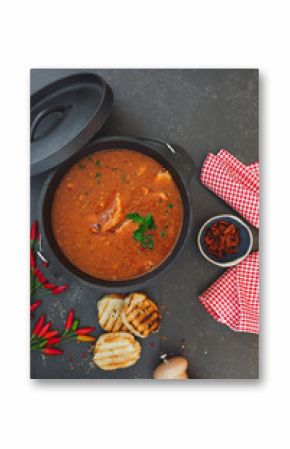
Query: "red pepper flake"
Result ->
[[204, 220, 240, 258]]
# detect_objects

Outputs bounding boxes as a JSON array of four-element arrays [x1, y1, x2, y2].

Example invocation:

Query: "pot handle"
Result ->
[[137, 137, 178, 155], [136, 137, 195, 184], [30, 105, 68, 142]]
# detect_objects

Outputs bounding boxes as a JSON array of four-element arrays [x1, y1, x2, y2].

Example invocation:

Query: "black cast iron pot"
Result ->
[[40, 136, 195, 292]]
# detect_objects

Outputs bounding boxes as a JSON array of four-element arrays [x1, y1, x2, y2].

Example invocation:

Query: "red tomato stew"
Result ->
[[52, 149, 184, 280]]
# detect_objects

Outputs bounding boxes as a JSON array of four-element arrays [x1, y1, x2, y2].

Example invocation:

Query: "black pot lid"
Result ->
[[30, 73, 113, 176]]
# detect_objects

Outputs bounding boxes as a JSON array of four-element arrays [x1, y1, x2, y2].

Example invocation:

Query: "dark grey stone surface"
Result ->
[[30, 69, 259, 379]]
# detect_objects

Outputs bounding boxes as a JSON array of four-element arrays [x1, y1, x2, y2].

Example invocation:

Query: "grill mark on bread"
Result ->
[[121, 292, 161, 338], [126, 305, 143, 321], [112, 316, 125, 332], [93, 332, 141, 370], [102, 334, 133, 344], [104, 356, 139, 366], [94, 347, 135, 359], [94, 351, 138, 361], [139, 310, 158, 326], [98, 295, 127, 332]]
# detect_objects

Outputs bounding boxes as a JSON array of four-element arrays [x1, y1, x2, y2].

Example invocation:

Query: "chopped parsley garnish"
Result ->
[[126, 213, 156, 250], [160, 230, 167, 238], [78, 163, 86, 169], [95, 160, 101, 167], [168, 203, 174, 209], [95, 172, 102, 178]]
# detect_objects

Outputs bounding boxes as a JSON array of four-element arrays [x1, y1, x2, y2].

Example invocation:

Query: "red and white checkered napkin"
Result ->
[[198, 149, 260, 333], [200, 149, 259, 228], [198, 252, 259, 334]]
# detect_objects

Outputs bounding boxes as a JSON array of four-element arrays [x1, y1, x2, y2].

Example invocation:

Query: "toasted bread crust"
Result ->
[[98, 294, 128, 332], [121, 292, 161, 338], [93, 332, 141, 370]]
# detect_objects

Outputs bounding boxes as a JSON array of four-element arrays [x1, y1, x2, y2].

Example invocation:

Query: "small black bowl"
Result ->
[[197, 214, 253, 267]]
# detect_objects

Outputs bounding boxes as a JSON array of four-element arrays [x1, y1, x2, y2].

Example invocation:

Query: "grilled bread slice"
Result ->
[[93, 332, 141, 370], [121, 292, 161, 338], [97, 294, 128, 332]]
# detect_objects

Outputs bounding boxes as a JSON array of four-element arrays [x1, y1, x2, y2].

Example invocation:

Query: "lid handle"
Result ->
[[30, 105, 68, 142]]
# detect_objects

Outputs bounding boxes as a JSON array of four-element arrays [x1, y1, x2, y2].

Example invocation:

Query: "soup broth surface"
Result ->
[[52, 149, 183, 280]]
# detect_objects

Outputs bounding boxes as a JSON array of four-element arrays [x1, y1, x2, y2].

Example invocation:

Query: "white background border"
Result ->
[[1, 1, 288, 447]]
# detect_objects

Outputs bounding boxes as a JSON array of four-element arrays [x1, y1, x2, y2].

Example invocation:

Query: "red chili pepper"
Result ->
[[37, 322, 52, 338], [32, 314, 45, 336], [30, 300, 42, 313], [33, 267, 47, 284], [43, 282, 57, 290], [30, 249, 36, 268], [51, 284, 68, 295], [42, 260, 49, 268], [65, 309, 75, 330], [77, 335, 96, 343], [46, 337, 61, 346], [76, 327, 95, 335], [43, 330, 58, 339], [30, 221, 38, 242], [41, 347, 63, 356]]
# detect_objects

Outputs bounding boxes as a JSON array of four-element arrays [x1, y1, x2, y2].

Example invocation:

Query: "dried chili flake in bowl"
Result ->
[[203, 220, 240, 257]]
